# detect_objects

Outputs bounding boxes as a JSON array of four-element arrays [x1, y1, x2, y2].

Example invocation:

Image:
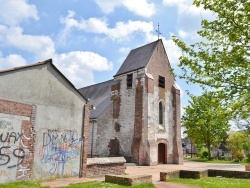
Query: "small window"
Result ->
[[158, 76, 165, 88], [159, 102, 163, 124], [127, 74, 133, 88]]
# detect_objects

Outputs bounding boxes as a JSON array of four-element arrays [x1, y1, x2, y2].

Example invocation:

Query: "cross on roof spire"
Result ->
[[156, 23, 161, 40]]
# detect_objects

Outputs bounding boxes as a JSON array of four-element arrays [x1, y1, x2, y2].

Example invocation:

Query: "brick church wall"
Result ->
[[87, 40, 183, 165]]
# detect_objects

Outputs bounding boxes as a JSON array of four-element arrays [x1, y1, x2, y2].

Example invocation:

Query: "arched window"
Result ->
[[159, 102, 163, 124]]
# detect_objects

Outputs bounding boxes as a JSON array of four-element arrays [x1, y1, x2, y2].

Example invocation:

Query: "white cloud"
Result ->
[[119, 47, 130, 53], [0, 53, 27, 70], [0, 48, 113, 88], [0, 26, 55, 60], [163, 38, 182, 66], [60, 11, 154, 42], [162, 0, 208, 16], [178, 30, 188, 39], [95, 0, 155, 17], [0, 23, 113, 88], [0, 0, 39, 26], [162, 0, 214, 46], [54, 51, 112, 71], [53, 51, 113, 87]]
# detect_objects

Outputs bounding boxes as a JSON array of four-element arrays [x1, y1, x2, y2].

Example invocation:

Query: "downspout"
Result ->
[[91, 120, 95, 158], [79, 105, 86, 178]]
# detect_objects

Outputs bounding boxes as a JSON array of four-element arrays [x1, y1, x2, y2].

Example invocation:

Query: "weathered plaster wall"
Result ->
[[0, 64, 88, 182], [93, 105, 113, 157], [0, 99, 36, 183], [115, 71, 144, 160], [88, 121, 98, 157]]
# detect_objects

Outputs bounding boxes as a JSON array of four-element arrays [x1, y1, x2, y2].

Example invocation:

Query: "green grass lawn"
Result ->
[[169, 177, 250, 188], [63, 181, 154, 188], [0, 181, 154, 188], [184, 157, 248, 164], [0, 181, 49, 188]]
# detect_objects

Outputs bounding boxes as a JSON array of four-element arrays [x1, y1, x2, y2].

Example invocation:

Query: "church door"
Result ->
[[158, 143, 166, 164]]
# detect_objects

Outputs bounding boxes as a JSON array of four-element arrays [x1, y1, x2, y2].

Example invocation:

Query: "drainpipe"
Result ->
[[90, 120, 95, 158], [79, 105, 86, 178]]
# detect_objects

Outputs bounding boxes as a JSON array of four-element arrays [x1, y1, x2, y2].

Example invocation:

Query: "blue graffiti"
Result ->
[[40, 129, 81, 175]]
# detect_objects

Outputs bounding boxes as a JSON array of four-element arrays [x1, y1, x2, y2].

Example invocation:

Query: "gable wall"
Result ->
[[0, 65, 89, 182], [145, 41, 177, 164]]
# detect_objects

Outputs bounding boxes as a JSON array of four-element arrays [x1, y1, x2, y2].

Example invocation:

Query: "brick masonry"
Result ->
[[87, 163, 126, 176], [89, 40, 183, 166], [160, 169, 250, 180], [0, 99, 36, 181], [81, 102, 91, 177], [131, 78, 144, 164], [87, 157, 126, 176]]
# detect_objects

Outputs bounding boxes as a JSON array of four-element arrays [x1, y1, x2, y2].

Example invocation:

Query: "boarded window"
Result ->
[[159, 102, 163, 124], [158, 76, 165, 88], [127, 74, 133, 88]]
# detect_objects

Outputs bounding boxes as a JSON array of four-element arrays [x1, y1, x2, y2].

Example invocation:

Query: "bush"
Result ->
[[246, 153, 250, 163], [234, 158, 240, 162], [219, 156, 225, 160], [225, 156, 232, 161], [199, 148, 208, 159], [235, 150, 245, 161]]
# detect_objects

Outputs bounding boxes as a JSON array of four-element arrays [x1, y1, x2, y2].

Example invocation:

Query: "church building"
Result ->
[[79, 39, 183, 165]]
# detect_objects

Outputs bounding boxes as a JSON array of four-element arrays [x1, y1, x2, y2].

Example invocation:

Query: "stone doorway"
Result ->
[[158, 143, 166, 164]]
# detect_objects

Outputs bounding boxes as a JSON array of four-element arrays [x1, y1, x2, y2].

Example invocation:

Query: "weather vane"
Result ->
[[156, 23, 161, 40]]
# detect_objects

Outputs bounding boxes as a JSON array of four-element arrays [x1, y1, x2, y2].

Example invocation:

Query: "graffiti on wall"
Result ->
[[0, 119, 33, 180], [38, 127, 82, 175]]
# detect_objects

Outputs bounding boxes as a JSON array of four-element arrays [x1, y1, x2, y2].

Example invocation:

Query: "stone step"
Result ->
[[125, 163, 137, 166]]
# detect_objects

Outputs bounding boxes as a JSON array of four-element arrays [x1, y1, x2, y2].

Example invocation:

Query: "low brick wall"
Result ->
[[87, 157, 126, 176], [245, 165, 250, 171], [160, 170, 208, 180], [208, 169, 250, 179], [180, 170, 208, 179], [105, 174, 152, 186], [161, 169, 250, 181], [160, 170, 180, 181]]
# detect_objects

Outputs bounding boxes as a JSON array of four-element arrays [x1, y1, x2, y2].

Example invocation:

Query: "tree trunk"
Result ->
[[207, 140, 211, 160]]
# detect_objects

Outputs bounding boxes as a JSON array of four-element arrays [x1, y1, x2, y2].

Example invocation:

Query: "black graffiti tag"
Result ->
[[0, 131, 25, 168], [0, 132, 23, 144], [0, 146, 25, 168], [0, 146, 10, 165]]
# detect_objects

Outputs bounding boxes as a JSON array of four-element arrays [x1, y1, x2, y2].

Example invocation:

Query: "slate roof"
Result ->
[[78, 79, 117, 119], [79, 39, 162, 118], [114, 39, 160, 77]]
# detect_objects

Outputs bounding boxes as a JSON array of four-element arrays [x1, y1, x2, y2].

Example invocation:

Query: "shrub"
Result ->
[[225, 156, 232, 161], [235, 150, 245, 161], [234, 158, 240, 162], [246, 153, 250, 163], [199, 148, 208, 159], [219, 156, 225, 160]]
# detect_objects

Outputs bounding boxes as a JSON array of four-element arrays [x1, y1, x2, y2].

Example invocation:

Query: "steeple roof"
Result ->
[[114, 39, 161, 77]]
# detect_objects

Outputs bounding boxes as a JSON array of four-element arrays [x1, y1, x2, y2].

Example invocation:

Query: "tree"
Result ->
[[182, 91, 231, 159], [173, 0, 250, 119], [227, 132, 250, 159]]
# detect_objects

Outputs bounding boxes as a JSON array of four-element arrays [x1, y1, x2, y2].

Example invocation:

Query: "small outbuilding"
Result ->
[[0, 59, 90, 183]]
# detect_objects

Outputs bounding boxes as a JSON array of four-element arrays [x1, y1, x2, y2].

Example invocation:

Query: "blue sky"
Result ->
[[0, 0, 213, 108]]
